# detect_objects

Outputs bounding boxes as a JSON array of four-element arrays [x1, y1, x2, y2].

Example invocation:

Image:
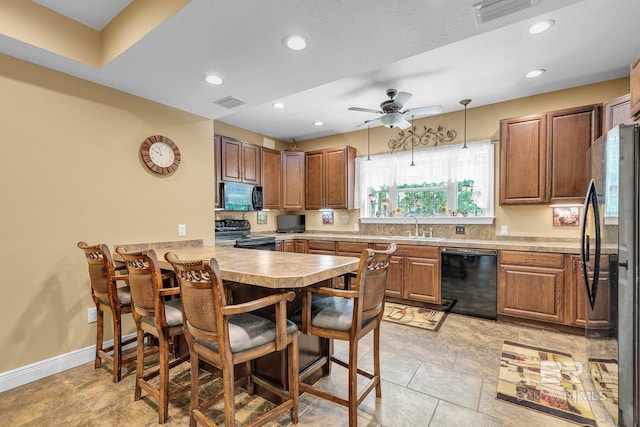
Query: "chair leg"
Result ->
[[245, 360, 253, 396], [223, 366, 236, 427], [189, 351, 199, 427], [289, 333, 300, 424], [112, 311, 122, 383], [134, 327, 145, 401], [348, 339, 359, 427], [158, 331, 170, 424], [95, 307, 104, 369], [374, 326, 382, 398]]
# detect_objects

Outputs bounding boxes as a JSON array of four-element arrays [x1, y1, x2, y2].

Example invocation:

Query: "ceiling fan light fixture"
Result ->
[[380, 113, 405, 128]]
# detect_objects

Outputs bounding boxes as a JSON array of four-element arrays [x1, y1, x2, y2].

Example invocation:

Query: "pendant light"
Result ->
[[367, 126, 371, 161], [460, 99, 471, 149], [410, 115, 416, 167]]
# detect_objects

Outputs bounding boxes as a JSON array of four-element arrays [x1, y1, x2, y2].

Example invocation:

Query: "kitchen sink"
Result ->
[[383, 236, 444, 241]]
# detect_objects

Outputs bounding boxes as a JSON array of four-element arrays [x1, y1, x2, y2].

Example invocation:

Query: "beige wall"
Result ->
[[0, 54, 214, 372], [292, 78, 630, 238]]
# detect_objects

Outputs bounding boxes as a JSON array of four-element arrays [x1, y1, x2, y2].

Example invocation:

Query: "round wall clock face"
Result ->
[[140, 135, 180, 174]]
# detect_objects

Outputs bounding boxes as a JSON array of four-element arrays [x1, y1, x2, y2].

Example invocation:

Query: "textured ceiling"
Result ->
[[2, 0, 638, 142]]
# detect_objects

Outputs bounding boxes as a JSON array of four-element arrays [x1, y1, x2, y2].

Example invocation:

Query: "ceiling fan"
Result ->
[[348, 88, 443, 129]]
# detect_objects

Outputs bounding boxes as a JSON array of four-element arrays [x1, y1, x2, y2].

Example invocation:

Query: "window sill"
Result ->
[[360, 216, 495, 225]]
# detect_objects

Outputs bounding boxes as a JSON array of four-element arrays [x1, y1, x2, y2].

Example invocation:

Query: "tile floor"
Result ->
[[0, 314, 617, 426]]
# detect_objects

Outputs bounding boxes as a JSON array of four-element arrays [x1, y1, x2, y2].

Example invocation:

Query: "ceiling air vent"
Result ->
[[214, 96, 246, 109], [473, 0, 539, 25]]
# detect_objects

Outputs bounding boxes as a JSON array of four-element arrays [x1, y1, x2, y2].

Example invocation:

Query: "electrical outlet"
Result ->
[[353, 223, 359, 232], [455, 226, 465, 235], [178, 224, 186, 236], [87, 307, 97, 323], [501, 225, 508, 235]]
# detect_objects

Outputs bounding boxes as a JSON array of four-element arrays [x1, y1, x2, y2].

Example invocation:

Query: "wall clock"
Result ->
[[140, 135, 181, 174]]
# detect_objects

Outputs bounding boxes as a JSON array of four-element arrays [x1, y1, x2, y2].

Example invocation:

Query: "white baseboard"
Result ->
[[0, 333, 137, 393]]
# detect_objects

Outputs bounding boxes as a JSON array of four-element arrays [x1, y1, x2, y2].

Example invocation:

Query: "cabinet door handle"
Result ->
[[524, 257, 536, 262]]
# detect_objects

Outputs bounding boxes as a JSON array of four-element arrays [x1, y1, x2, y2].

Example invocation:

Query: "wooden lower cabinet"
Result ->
[[374, 244, 441, 304], [565, 255, 611, 329], [307, 239, 336, 255], [336, 241, 369, 288], [498, 250, 565, 324], [276, 240, 295, 252]]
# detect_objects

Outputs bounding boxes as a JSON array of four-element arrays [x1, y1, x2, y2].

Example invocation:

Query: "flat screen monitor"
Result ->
[[276, 215, 305, 233]]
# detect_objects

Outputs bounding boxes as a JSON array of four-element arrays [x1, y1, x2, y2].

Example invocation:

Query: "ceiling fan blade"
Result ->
[[357, 117, 381, 127], [398, 119, 412, 130], [348, 107, 383, 114], [391, 91, 412, 110], [403, 105, 443, 117]]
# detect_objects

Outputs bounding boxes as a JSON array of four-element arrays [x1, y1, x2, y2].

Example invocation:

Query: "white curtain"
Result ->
[[355, 140, 494, 211]]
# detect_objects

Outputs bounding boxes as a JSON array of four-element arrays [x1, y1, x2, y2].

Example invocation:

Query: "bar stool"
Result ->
[[292, 243, 397, 427], [165, 252, 299, 427], [77, 241, 137, 383]]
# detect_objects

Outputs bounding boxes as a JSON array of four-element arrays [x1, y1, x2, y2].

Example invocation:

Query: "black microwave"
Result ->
[[220, 182, 263, 211]]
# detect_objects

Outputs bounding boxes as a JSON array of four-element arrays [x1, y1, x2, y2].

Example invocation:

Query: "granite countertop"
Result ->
[[114, 243, 359, 289], [261, 233, 616, 255]]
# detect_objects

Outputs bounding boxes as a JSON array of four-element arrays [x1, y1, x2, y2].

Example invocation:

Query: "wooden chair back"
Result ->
[[77, 241, 119, 307], [164, 254, 225, 347], [115, 248, 167, 325], [352, 244, 396, 326]]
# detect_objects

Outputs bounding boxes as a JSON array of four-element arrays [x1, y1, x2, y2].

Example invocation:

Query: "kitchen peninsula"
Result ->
[[115, 241, 359, 288]]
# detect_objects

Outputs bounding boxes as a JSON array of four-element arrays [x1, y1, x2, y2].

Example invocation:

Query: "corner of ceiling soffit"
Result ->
[[0, 0, 191, 68]]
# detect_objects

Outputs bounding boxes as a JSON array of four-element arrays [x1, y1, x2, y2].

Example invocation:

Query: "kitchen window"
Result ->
[[355, 140, 494, 224]]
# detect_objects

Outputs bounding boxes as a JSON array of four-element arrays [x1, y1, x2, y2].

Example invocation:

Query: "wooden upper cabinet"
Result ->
[[547, 105, 600, 204], [261, 147, 281, 209], [631, 53, 640, 121], [305, 146, 356, 210], [499, 114, 547, 205], [218, 135, 261, 185], [603, 93, 633, 134], [281, 151, 305, 209], [499, 104, 600, 205]]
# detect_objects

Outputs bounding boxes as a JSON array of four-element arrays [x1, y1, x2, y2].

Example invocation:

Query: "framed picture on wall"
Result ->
[[257, 211, 267, 224], [553, 207, 579, 226], [322, 211, 334, 225]]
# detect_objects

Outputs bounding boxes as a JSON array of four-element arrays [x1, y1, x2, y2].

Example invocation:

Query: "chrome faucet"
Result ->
[[403, 215, 419, 237]]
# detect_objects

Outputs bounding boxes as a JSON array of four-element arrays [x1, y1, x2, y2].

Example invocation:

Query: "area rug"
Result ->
[[382, 302, 446, 331], [589, 358, 619, 425], [497, 341, 597, 426]]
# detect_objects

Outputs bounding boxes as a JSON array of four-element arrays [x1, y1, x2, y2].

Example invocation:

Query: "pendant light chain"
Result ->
[[460, 99, 471, 149], [410, 115, 415, 166], [367, 125, 371, 160]]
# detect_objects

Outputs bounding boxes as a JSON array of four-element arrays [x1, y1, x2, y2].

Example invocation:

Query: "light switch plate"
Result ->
[[501, 225, 508, 235], [178, 224, 186, 236]]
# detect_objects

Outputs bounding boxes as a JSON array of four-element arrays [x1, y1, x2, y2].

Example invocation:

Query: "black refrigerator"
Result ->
[[581, 124, 640, 426]]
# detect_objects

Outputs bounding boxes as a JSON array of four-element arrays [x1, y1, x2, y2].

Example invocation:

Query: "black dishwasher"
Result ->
[[441, 247, 497, 320]]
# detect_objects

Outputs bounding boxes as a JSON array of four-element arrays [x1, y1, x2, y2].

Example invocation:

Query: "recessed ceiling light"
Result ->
[[313, 121, 323, 126], [272, 102, 284, 109], [526, 69, 545, 78], [283, 35, 308, 51], [204, 74, 223, 85], [529, 19, 554, 34]]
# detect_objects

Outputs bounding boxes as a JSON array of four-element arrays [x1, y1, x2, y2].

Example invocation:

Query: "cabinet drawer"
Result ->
[[394, 245, 439, 259], [500, 250, 564, 268], [336, 241, 368, 254], [307, 240, 336, 251]]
